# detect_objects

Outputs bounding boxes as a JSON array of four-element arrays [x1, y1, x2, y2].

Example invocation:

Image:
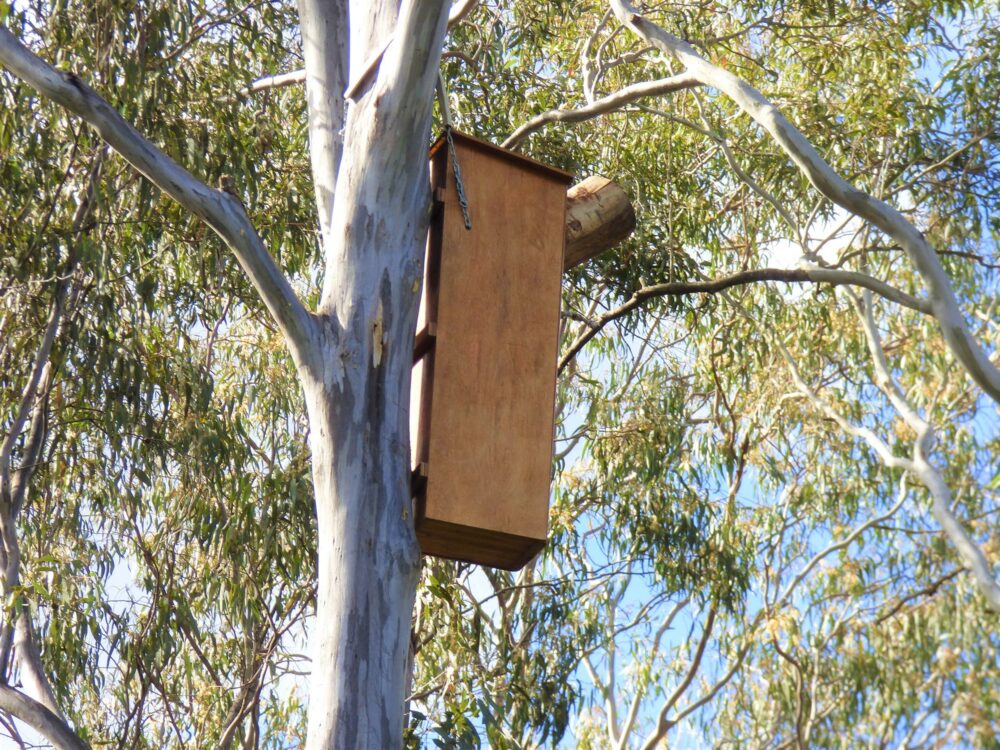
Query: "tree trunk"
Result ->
[[302, 375, 421, 749], [296, 2, 451, 747]]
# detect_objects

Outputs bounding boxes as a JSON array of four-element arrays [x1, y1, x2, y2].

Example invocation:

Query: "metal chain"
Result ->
[[445, 126, 472, 231], [437, 73, 472, 231]]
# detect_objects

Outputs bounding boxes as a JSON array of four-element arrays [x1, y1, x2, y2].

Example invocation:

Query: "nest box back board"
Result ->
[[410, 131, 573, 570]]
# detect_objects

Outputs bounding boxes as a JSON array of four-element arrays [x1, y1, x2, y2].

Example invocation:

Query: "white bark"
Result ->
[[297, 0, 348, 246], [241, 68, 307, 96], [769, 294, 1000, 610], [259, 1, 478, 101], [13, 613, 61, 716], [298, 1, 452, 748], [0, 686, 90, 750], [853, 292, 1000, 610], [916, 461, 1000, 610]]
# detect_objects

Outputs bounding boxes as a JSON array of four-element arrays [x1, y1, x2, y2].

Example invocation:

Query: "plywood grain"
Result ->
[[412, 132, 571, 570]]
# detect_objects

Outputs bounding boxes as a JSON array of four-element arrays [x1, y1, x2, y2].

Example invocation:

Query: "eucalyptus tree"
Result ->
[[0, 0, 998, 749]]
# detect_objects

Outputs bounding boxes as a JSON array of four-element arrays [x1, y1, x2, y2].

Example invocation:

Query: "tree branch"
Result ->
[[608, 0, 1000, 404], [766, 290, 1000, 609], [0, 28, 318, 373], [776, 480, 910, 607], [296, 0, 348, 245], [240, 68, 306, 96], [502, 72, 700, 149], [7, 370, 48, 519], [615, 597, 689, 749], [852, 290, 1000, 609], [13, 612, 61, 717], [640, 606, 717, 750], [261, 1, 478, 104], [318, 0, 451, 314], [875, 568, 962, 625], [0, 685, 90, 750], [558, 267, 931, 372], [0, 258, 68, 515]]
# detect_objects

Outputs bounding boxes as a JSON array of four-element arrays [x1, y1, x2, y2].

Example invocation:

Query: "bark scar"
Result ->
[[372, 299, 385, 367]]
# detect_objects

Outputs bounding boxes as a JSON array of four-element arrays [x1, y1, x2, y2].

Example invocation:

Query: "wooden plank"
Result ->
[[412, 323, 436, 364], [409, 150, 447, 476], [416, 519, 546, 571], [430, 129, 573, 185], [413, 132, 570, 569]]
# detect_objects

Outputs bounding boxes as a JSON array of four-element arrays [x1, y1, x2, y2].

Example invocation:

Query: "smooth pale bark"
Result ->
[[254, 1, 478, 99], [0, 687, 91, 750], [297, 0, 348, 245], [853, 293, 1000, 609], [298, 1, 451, 747]]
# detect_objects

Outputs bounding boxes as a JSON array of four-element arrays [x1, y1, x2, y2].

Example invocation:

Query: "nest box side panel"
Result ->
[[419, 137, 568, 561], [409, 148, 449, 476]]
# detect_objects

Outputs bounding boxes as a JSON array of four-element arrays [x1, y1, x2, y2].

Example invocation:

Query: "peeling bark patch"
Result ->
[[372, 299, 385, 367]]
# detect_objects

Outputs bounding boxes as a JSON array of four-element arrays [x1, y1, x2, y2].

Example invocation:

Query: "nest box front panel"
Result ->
[[412, 133, 571, 569]]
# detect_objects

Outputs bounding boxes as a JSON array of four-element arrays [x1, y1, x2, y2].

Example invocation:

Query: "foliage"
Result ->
[[1, 0, 999, 748]]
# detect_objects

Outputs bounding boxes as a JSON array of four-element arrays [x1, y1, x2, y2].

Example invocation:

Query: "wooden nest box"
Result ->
[[410, 130, 573, 570]]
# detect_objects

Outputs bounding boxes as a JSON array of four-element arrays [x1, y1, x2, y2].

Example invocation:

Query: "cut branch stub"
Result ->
[[563, 176, 636, 271]]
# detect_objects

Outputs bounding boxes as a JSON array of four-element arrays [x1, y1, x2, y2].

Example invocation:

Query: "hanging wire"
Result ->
[[437, 72, 472, 231]]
